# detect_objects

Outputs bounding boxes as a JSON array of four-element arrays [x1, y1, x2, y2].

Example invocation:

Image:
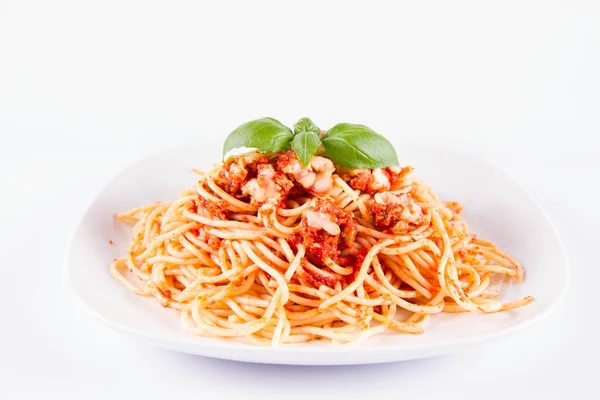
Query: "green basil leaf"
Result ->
[[321, 123, 399, 168], [291, 131, 321, 166], [222, 117, 294, 159], [293, 117, 321, 135]]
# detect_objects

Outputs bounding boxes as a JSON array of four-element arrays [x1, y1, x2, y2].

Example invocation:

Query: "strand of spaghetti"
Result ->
[[431, 208, 484, 312], [379, 238, 439, 256], [415, 249, 437, 270], [205, 176, 256, 212], [303, 260, 338, 280], [383, 257, 432, 298], [277, 238, 295, 262], [370, 256, 419, 298], [452, 235, 474, 252], [178, 236, 219, 267], [150, 259, 168, 287], [173, 272, 192, 289], [357, 194, 374, 221], [286, 307, 324, 321], [480, 290, 500, 298], [232, 294, 269, 308], [240, 241, 290, 306], [182, 265, 202, 283], [287, 292, 322, 308], [256, 235, 286, 252], [205, 228, 279, 240], [229, 271, 259, 297], [161, 195, 197, 228], [261, 205, 299, 235], [336, 193, 355, 210], [287, 284, 358, 317], [188, 287, 282, 337], [182, 209, 259, 230], [143, 204, 169, 246], [117, 202, 171, 220], [145, 255, 201, 265], [195, 181, 227, 205], [277, 200, 311, 216], [230, 214, 261, 224], [124, 252, 151, 281], [370, 313, 423, 334], [319, 285, 390, 307], [364, 275, 443, 313], [284, 245, 305, 281], [279, 215, 302, 227], [318, 239, 395, 312], [165, 241, 194, 259], [328, 308, 361, 326], [323, 257, 353, 275], [223, 298, 256, 321], [279, 316, 291, 343], [174, 284, 232, 302], [256, 270, 274, 296], [452, 254, 502, 311], [477, 249, 518, 269], [134, 222, 198, 261], [496, 296, 534, 312], [225, 242, 242, 271], [217, 244, 233, 273], [148, 281, 190, 311], [334, 176, 360, 201], [175, 268, 238, 296], [198, 305, 266, 330], [208, 281, 254, 314], [494, 246, 525, 282], [293, 327, 363, 342], [406, 311, 431, 327], [404, 252, 437, 281], [253, 242, 290, 269], [474, 264, 517, 276], [456, 263, 482, 293], [355, 235, 375, 249], [357, 224, 434, 241], [110, 260, 151, 296], [281, 318, 292, 343], [397, 254, 433, 290], [288, 311, 344, 327], [183, 232, 219, 255], [271, 305, 287, 347], [181, 311, 213, 336], [231, 240, 250, 266], [344, 326, 388, 346]]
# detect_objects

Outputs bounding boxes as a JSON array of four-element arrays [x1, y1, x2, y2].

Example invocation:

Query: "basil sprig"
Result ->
[[223, 117, 293, 157], [293, 117, 321, 135], [291, 131, 321, 166], [222, 117, 399, 169], [321, 123, 399, 168], [290, 118, 322, 166]]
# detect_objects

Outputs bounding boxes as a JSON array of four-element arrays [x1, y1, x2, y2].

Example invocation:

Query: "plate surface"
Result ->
[[65, 142, 569, 365]]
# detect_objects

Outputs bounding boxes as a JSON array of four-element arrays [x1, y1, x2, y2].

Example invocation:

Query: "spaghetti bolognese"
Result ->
[[110, 118, 532, 346]]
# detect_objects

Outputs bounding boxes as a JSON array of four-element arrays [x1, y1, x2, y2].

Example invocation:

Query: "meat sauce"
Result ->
[[197, 196, 229, 220], [206, 154, 427, 288], [214, 154, 270, 197], [370, 192, 425, 234], [345, 166, 412, 194]]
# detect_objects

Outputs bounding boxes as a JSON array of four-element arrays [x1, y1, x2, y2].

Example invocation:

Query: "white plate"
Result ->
[[65, 142, 569, 365]]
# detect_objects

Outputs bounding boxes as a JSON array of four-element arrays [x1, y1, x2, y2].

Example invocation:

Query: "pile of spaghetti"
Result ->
[[111, 150, 533, 346]]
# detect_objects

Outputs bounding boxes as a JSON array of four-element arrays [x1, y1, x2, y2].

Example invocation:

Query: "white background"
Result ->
[[1, 0, 598, 398]]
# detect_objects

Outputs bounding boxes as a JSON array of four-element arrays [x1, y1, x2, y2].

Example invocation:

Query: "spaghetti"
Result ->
[[111, 150, 533, 346]]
